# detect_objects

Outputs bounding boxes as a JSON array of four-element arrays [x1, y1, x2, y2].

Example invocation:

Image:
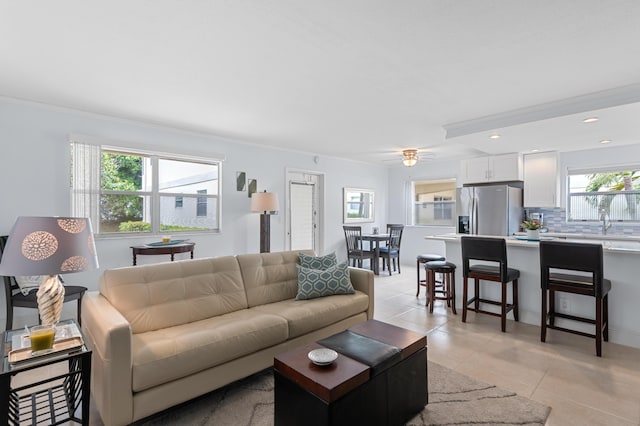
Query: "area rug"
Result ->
[[137, 361, 550, 425]]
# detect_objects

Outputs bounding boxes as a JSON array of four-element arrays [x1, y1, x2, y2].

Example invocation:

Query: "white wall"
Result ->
[[0, 98, 389, 328], [386, 158, 461, 267]]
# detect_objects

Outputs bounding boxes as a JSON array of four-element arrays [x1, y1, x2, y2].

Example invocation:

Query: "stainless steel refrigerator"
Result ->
[[456, 184, 523, 236]]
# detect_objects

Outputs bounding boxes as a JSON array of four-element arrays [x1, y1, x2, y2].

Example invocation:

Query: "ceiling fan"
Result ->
[[401, 149, 419, 167], [381, 148, 435, 167]]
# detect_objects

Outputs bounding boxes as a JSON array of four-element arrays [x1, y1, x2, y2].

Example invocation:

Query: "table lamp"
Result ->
[[251, 191, 279, 253], [0, 216, 99, 325]]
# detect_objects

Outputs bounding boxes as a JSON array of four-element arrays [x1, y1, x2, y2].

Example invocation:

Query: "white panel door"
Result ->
[[289, 182, 315, 251]]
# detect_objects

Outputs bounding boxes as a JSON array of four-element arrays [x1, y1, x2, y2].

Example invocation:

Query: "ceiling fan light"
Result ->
[[402, 149, 418, 167], [402, 157, 417, 167]]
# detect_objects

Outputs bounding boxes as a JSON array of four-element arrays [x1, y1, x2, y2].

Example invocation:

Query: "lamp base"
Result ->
[[37, 275, 65, 325], [260, 213, 271, 253]]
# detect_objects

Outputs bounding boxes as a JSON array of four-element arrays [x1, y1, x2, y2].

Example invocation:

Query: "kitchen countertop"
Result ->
[[426, 233, 640, 253], [513, 231, 640, 242]]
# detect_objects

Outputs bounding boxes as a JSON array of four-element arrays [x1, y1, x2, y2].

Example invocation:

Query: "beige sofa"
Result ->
[[81, 250, 374, 426]]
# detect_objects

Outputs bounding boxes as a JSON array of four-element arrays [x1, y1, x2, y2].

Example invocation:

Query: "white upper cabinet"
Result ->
[[523, 151, 561, 208], [460, 153, 523, 184]]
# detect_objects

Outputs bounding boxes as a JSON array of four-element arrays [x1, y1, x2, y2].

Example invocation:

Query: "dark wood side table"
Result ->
[[0, 319, 92, 425], [130, 242, 195, 265]]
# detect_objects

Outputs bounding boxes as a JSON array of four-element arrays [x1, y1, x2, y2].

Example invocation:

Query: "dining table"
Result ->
[[359, 233, 390, 275]]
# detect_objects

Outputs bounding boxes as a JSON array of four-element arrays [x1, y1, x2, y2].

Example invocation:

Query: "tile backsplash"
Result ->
[[529, 208, 640, 236]]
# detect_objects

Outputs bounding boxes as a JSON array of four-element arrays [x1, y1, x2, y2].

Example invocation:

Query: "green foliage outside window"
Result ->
[[101, 153, 144, 230], [569, 170, 640, 221]]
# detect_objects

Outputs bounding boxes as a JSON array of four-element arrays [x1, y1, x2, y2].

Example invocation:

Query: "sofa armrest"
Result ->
[[349, 267, 375, 319], [81, 291, 133, 426]]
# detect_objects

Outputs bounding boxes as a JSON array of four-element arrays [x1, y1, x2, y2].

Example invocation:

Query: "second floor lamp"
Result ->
[[251, 191, 279, 253]]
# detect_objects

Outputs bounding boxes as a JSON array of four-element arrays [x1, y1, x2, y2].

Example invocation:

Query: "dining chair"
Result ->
[[1, 235, 88, 330], [379, 224, 404, 275], [342, 226, 374, 270], [461, 236, 520, 332], [539, 240, 611, 356]]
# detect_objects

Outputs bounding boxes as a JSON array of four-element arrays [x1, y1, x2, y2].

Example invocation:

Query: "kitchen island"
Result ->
[[427, 234, 640, 350]]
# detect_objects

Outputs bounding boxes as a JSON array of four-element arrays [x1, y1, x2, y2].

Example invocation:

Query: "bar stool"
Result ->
[[539, 240, 611, 357], [425, 261, 457, 314], [461, 236, 519, 332], [416, 254, 445, 297]]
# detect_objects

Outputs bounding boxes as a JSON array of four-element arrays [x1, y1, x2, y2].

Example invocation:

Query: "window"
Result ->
[[567, 167, 640, 222], [71, 141, 221, 235], [410, 179, 456, 226], [343, 188, 375, 223], [433, 195, 454, 220], [196, 190, 207, 217]]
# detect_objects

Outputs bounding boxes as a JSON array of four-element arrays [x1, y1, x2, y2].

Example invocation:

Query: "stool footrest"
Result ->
[[546, 324, 596, 339], [550, 312, 595, 325], [466, 297, 516, 314]]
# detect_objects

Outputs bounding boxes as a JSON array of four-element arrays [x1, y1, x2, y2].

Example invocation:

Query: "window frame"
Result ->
[[566, 165, 640, 223], [407, 178, 457, 227], [71, 140, 222, 237]]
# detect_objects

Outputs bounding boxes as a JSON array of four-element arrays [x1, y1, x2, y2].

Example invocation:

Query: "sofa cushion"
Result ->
[[131, 309, 288, 392], [296, 261, 354, 300], [252, 291, 370, 339], [237, 250, 315, 307], [298, 252, 337, 270], [100, 256, 248, 334]]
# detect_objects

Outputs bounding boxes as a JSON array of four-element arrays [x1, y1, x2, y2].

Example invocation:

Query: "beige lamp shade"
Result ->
[[251, 191, 279, 214]]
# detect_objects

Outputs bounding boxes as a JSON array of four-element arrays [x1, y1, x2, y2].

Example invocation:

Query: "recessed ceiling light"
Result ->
[[531, 149, 539, 152], [600, 140, 611, 144], [583, 117, 599, 123], [489, 134, 500, 140]]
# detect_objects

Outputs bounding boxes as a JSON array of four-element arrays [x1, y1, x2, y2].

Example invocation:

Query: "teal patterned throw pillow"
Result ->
[[296, 261, 355, 300], [298, 252, 337, 270]]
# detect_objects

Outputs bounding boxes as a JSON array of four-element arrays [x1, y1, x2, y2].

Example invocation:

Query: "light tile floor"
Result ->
[[375, 269, 640, 425], [11, 269, 640, 425]]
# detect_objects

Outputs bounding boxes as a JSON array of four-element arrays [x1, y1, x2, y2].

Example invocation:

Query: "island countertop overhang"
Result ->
[[426, 233, 640, 253]]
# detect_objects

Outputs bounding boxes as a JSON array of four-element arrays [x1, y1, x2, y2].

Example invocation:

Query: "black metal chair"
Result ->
[[379, 224, 404, 275], [539, 240, 611, 357], [461, 236, 520, 332], [342, 226, 374, 270], [1, 235, 87, 330]]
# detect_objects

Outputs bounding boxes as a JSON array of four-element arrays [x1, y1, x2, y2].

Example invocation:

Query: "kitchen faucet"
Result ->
[[599, 209, 612, 235]]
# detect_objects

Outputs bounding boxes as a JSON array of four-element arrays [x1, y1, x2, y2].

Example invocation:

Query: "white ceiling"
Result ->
[[2, 1, 640, 166]]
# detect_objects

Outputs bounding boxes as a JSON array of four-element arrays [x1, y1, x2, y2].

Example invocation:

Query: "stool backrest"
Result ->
[[461, 236, 508, 281], [539, 240, 605, 296]]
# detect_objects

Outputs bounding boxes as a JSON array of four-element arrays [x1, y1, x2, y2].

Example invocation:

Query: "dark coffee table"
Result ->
[[274, 320, 427, 426]]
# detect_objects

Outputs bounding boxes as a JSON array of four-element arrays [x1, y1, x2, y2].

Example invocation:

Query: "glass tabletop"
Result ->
[[2, 319, 87, 373]]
